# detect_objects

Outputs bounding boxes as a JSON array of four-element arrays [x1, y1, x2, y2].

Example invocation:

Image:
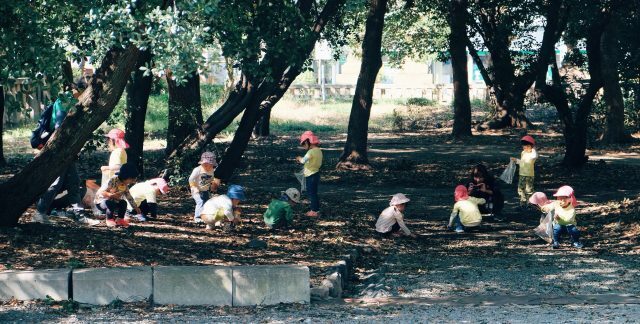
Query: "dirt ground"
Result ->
[[1, 126, 640, 321]]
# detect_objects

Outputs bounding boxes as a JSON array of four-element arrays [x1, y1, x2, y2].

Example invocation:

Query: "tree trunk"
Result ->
[[124, 49, 153, 176], [0, 46, 139, 226], [472, 0, 566, 129], [562, 22, 606, 167], [223, 56, 236, 100], [165, 0, 345, 179], [336, 0, 387, 170], [0, 86, 6, 167], [600, 22, 629, 144], [253, 108, 271, 138], [61, 60, 74, 88], [449, 0, 472, 137], [166, 71, 204, 154]]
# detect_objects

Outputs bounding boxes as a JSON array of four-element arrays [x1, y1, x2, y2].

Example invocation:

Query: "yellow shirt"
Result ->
[[302, 147, 323, 177], [541, 201, 577, 226], [518, 149, 537, 177], [102, 148, 128, 185], [450, 197, 485, 227], [128, 181, 158, 208]]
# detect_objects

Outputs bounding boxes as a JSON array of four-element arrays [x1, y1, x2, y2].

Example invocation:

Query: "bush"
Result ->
[[406, 97, 436, 107]]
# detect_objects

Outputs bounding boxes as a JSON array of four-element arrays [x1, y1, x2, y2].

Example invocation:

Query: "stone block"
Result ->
[[72, 267, 152, 305], [153, 266, 232, 306], [232, 265, 309, 306], [0, 269, 70, 301]]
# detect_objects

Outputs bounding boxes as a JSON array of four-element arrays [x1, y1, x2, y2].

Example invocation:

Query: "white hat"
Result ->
[[283, 188, 301, 203], [390, 193, 410, 206]]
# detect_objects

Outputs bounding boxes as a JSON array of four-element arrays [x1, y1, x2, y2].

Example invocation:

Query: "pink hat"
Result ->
[[105, 129, 129, 149], [529, 192, 550, 206], [390, 193, 410, 206], [521, 135, 535, 146], [454, 185, 469, 202], [299, 131, 316, 145], [553, 185, 578, 207], [148, 178, 169, 194], [199, 151, 217, 165]]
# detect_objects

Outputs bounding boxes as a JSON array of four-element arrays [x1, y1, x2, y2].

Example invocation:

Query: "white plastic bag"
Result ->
[[534, 211, 554, 243], [294, 169, 306, 192], [499, 160, 517, 184]]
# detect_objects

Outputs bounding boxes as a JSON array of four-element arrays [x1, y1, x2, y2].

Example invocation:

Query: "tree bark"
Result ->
[[562, 22, 606, 167], [600, 22, 629, 144], [470, 0, 566, 129], [449, 0, 472, 137], [0, 86, 6, 167], [0, 46, 139, 226], [61, 60, 74, 88], [166, 71, 204, 154], [166, 0, 345, 180], [124, 49, 153, 176], [336, 0, 387, 170], [253, 108, 271, 137]]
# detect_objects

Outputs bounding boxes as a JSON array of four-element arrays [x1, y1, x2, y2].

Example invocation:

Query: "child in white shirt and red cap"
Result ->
[[375, 193, 416, 238]]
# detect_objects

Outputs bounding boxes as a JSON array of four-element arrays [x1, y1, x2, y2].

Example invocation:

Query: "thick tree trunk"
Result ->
[[0, 46, 139, 226], [336, 0, 387, 170], [600, 22, 629, 144], [562, 23, 605, 167], [124, 49, 153, 176], [166, 0, 345, 180], [61, 60, 74, 88], [253, 108, 271, 137], [472, 0, 566, 129], [449, 0, 472, 137], [166, 71, 204, 154], [0, 86, 6, 167]]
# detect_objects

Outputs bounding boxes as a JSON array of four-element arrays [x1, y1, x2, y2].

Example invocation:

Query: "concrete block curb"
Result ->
[[153, 266, 232, 306], [232, 265, 310, 306], [0, 269, 70, 301], [73, 267, 152, 305], [311, 248, 361, 300]]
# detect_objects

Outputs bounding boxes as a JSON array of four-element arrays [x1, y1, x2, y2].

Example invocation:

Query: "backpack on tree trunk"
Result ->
[[30, 103, 54, 149]]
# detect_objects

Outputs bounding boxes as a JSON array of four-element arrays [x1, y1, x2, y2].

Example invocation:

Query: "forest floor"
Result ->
[[1, 124, 640, 322]]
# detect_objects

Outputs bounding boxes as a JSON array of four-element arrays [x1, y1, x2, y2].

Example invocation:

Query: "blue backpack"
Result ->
[[30, 103, 54, 149]]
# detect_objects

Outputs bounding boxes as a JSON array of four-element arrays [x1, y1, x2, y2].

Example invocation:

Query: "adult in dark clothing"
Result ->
[[466, 164, 504, 215]]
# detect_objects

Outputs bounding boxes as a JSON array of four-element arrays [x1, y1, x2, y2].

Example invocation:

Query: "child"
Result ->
[[375, 193, 416, 238], [448, 185, 485, 233], [537, 186, 583, 249], [511, 135, 538, 208], [296, 131, 322, 217], [127, 178, 170, 221], [101, 128, 129, 186], [263, 188, 301, 230], [95, 163, 140, 227], [189, 151, 218, 223], [467, 164, 504, 216], [201, 185, 246, 230]]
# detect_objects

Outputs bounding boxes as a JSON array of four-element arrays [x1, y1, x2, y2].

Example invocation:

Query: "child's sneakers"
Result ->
[[133, 214, 146, 222], [552, 241, 560, 249], [77, 216, 101, 226], [194, 218, 204, 224], [455, 227, 465, 233], [573, 241, 584, 249]]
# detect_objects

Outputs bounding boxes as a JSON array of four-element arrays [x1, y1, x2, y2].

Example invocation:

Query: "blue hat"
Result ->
[[117, 163, 138, 180], [227, 184, 246, 200]]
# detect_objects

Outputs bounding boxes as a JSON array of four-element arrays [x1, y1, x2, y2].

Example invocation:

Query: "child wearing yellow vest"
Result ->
[[511, 135, 538, 207], [448, 185, 485, 233], [101, 129, 129, 186], [536, 186, 583, 249], [296, 131, 322, 217]]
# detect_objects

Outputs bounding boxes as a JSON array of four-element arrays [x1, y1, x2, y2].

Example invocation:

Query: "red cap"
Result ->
[[521, 135, 535, 146]]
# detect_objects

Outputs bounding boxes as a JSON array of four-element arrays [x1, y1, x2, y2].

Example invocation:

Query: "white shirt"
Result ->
[[375, 206, 411, 235], [201, 194, 234, 224], [127, 181, 158, 209]]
